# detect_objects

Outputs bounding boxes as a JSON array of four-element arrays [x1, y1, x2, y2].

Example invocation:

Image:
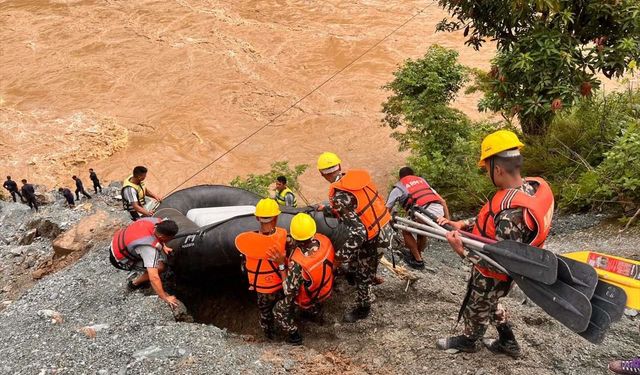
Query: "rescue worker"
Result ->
[[274, 176, 297, 207], [89, 168, 102, 194], [315, 152, 393, 322], [72, 175, 92, 200], [386, 166, 450, 269], [436, 130, 554, 359], [109, 218, 181, 309], [269, 213, 335, 345], [234, 198, 287, 340], [122, 166, 163, 221], [58, 187, 76, 208], [3, 176, 23, 203], [20, 179, 38, 212]]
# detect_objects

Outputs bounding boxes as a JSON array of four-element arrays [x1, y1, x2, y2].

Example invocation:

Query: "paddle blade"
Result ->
[[513, 275, 591, 333], [485, 240, 558, 285], [578, 304, 612, 344], [591, 280, 627, 322], [557, 256, 598, 299]]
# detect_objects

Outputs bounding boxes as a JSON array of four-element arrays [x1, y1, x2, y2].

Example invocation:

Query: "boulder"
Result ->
[[26, 219, 62, 240], [33, 185, 54, 205], [51, 211, 120, 258]]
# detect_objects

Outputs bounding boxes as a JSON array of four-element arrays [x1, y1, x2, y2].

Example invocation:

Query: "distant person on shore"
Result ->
[[89, 168, 102, 194], [3, 176, 23, 203], [274, 176, 297, 207], [58, 187, 76, 208], [20, 179, 38, 212], [122, 166, 163, 221], [109, 218, 181, 309], [72, 175, 92, 201]]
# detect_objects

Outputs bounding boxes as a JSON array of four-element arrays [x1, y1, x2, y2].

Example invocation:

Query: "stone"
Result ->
[[26, 219, 62, 240], [9, 248, 23, 256], [37, 309, 63, 324], [18, 229, 37, 246], [624, 308, 638, 317], [132, 346, 187, 360], [52, 211, 119, 257]]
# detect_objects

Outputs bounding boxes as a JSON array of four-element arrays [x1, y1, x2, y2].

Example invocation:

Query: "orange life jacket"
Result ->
[[290, 234, 335, 309], [398, 175, 442, 210], [235, 227, 287, 294], [111, 217, 162, 263], [329, 169, 391, 240], [472, 177, 555, 281]]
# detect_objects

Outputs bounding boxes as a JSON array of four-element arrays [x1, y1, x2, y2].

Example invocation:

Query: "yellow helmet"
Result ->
[[478, 130, 525, 167], [254, 198, 281, 218], [317, 152, 341, 172], [289, 213, 317, 241]]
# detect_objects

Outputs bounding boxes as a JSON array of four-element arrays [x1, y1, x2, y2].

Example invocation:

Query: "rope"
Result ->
[[164, 2, 433, 196]]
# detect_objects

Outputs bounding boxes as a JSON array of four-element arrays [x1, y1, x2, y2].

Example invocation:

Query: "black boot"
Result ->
[[482, 323, 522, 359], [436, 335, 481, 353], [287, 330, 303, 345], [343, 305, 370, 323], [263, 326, 276, 340]]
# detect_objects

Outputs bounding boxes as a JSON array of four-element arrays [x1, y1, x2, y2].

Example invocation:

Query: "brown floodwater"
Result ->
[[0, 0, 622, 202]]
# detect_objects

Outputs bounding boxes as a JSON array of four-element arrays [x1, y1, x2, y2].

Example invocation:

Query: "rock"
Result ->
[[52, 211, 119, 257], [172, 300, 194, 323], [33, 185, 54, 205], [132, 346, 187, 360], [26, 219, 62, 240], [283, 359, 295, 371], [37, 309, 63, 324], [78, 324, 110, 338], [624, 309, 638, 317], [18, 229, 37, 246], [9, 248, 23, 257]]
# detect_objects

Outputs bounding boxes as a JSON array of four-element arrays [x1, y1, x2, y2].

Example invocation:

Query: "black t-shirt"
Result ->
[[3, 180, 17, 191], [21, 184, 35, 198], [62, 188, 74, 201], [75, 178, 84, 189], [90, 172, 99, 182]]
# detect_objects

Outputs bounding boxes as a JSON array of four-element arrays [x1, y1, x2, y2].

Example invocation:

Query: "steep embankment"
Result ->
[[0, 194, 638, 374]]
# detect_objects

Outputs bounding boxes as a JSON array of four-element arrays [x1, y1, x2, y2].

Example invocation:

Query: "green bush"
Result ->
[[230, 161, 308, 199], [382, 45, 497, 213], [521, 88, 640, 211]]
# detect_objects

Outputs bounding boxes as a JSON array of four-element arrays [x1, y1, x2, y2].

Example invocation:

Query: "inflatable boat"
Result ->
[[154, 185, 347, 280]]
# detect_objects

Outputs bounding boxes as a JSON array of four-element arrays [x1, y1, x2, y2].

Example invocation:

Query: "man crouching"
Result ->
[[109, 217, 181, 309]]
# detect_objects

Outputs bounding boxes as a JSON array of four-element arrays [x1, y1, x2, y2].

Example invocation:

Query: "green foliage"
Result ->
[[382, 45, 496, 212], [230, 161, 308, 198], [521, 88, 640, 211], [438, 0, 640, 135]]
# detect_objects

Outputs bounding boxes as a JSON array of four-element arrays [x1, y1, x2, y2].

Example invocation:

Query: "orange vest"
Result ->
[[399, 175, 442, 210], [111, 217, 162, 263], [472, 177, 555, 281], [235, 227, 287, 294], [329, 170, 391, 240], [290, 234, 335, 309]]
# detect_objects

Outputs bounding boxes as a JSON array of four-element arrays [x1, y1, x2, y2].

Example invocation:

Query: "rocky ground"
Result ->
[[0, 196, 638, 374]]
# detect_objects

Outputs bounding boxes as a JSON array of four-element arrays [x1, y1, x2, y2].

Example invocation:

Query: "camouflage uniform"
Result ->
[[460, 181, 536, 341], [256, 290, 284, 335], [331, 189, 394, 308], [273, 237, 322, 334]]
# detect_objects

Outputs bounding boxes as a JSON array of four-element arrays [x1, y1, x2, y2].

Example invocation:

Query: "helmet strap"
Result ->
[[489, 157, 497, 187]]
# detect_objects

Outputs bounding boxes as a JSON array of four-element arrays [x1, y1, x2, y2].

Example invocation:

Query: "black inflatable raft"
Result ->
[[155, 185, 347, 280]]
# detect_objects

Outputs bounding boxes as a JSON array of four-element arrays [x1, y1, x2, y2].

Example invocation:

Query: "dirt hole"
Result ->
[[172, 274, 263, 336]]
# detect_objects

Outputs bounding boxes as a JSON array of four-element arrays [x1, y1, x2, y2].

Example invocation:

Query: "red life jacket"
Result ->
[[471, 177, 555, 281], [111, 217, 162, 263], [329, 170, 391, 240], [398, 175, 442, 210], [235, 228, 287, 294], [290, 234, 335, 309]]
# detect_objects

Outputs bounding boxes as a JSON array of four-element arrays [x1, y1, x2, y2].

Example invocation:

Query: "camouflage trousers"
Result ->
[[336, 224, 394, 308], [273, 300, 322, 334], [463, 268, 513, 340], [256, 290, 284, 334]]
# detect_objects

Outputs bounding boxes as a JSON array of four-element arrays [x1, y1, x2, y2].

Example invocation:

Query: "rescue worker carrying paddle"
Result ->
[[234, 198, 287, 340], [268, 213, 335, 345], [315, 152, 393, 322], [435, 130, 554, 358], [109, 218, 181, 309], [386, 166, 450, 269]]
